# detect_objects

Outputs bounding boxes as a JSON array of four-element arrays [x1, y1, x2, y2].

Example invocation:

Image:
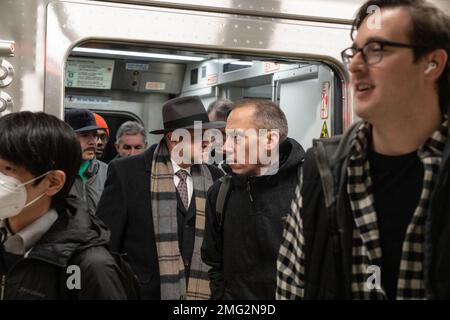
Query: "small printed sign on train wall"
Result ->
[[126, 63, 149, 71], [65, 95, 111, 105], [264, 62, 280, 73], [207, 73, 218, 85], [145, 81, 166, 90], [320, 81, 330, 119], [65, 58, 115, 90]]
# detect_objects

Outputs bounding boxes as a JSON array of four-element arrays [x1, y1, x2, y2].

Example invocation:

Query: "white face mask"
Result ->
[[0, 171, 49, 220]]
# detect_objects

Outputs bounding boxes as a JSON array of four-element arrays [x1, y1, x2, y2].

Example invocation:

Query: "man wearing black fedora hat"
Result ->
[[65, 109, 108, 216], [97, 96, 224, 300]]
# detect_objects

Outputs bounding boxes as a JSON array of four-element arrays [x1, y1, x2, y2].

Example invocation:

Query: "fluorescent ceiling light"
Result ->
[[229, 60, 253, 66], [72, 47, 205, 62]]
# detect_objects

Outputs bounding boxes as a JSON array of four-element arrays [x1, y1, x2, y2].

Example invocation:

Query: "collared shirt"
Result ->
[[277, 119, 448, 300], [1, 209, 58, 256], [171, 159, 193, 208]]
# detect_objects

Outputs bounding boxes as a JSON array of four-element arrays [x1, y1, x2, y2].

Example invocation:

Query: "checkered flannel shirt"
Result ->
[[277, 120, 448, 299]]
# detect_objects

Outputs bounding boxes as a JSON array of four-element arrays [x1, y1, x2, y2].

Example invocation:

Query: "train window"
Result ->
[[201, 66, 207, 79], [223, 60, 253, 73], [190, 68, 199, 85], [64, 42, 344, 152]]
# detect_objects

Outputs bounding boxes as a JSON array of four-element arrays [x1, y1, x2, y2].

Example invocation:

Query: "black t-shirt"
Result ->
[[368, 149, 424, 300]]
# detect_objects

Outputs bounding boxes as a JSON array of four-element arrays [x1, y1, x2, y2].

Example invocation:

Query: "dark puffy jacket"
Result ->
[[0, 197, 132, 300], [201, 138, 305, 299]]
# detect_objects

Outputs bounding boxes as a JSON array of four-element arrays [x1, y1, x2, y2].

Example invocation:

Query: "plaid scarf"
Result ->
[[150, 139, 213, 300], [347, 120, 448, 299]]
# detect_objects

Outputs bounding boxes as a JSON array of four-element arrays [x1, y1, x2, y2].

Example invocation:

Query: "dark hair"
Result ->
[[0, 111, 81, 208], [233, 99, 288, 142], [352, 0, 450, 113], [207, 99, 235, 121]]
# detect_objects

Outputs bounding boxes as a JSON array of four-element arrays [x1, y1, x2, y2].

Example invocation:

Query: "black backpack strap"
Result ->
[[301, 140, 341, 299], [312, 138, 343, 246], [215, 175, 232, 229], [313, 139, 338, 209], [302, 125, 362, 299], [311, 121, 362, 209], [297, 157, 304, 184]]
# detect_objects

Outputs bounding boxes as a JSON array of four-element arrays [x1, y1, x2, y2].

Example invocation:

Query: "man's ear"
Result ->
[[44, 170, 66, 197], [164, 132, 175, 147], [265, 130, 281, 151], [162, 132, 170, 153], [424, 49, 448, 81]]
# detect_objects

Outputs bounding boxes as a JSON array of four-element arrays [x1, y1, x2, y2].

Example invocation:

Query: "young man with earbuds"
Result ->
[[278, 0, 450, 299], [0, 112, 137, 299]]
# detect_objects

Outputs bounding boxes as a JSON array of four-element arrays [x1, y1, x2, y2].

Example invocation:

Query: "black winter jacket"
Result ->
[[301, 122, 450, 299], [201, 138, 305, 299], [0, 197, 131, 300]]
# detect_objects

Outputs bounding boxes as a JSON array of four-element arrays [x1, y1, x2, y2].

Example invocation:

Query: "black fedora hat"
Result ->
[[149, 96, 225, 134], [65, 108, 100, 133]]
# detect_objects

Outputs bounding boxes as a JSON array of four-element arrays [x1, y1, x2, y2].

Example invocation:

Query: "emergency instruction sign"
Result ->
[[207, 73, 218, 85], [320, 121, 329, 138], [320, 81, 330, 119], [65, 57, 115, 90]]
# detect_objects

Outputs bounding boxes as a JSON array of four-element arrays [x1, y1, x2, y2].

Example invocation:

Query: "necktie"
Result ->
[[175, 170, 189, 209]]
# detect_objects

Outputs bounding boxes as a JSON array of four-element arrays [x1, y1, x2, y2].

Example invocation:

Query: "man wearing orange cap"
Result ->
[[93, 112, 109, 160]]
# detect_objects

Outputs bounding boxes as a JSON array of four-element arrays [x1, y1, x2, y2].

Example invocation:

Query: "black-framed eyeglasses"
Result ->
[[96, 132, 109, 143], [341, 40, 422, 66]]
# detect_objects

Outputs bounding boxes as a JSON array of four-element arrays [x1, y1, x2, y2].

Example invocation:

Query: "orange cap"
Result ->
[[93, 112, 109, 136]]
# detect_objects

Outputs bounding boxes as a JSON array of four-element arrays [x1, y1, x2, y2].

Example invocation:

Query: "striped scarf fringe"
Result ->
[[150, 139, 213, 300]]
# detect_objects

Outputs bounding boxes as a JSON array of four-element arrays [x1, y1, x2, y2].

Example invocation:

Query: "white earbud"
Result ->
[[425, 62, 437, 75]]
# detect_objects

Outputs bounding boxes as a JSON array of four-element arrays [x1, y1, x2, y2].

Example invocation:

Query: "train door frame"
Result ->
[[45, 0, 353, 134]]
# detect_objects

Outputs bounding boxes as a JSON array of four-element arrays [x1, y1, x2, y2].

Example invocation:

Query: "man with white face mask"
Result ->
[[0, 111, 138, 300], [0, 171, 51, 222]]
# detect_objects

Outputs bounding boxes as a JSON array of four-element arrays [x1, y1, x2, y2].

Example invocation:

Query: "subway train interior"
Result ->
[[1, 0, 450, 160], [3, 0, 450, 305]]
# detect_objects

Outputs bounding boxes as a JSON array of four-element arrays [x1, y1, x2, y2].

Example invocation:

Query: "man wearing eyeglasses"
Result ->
[[93, 112, 110, 160], [277, 0, 450, 300]]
